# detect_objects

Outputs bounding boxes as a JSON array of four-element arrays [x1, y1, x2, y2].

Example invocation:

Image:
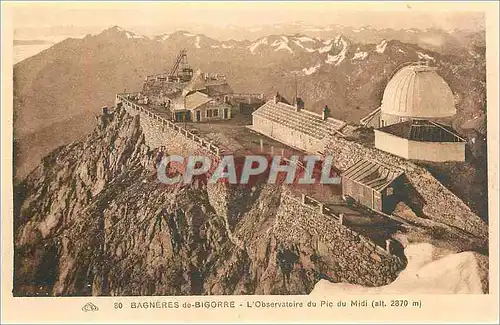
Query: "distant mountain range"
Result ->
[[14, 40, 54, 45], [13, 25, 486, 180]]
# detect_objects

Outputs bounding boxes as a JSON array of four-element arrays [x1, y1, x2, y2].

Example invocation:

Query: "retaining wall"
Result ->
[[275, 190, 405, 286], [116, 94, 222, 158]]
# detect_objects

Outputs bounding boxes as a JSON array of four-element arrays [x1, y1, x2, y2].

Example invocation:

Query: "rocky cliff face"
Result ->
[[14, 107, 404, 296]]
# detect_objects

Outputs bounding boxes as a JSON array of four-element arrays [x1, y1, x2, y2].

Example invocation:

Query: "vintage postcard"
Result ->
[[1, 1, 499, 323]]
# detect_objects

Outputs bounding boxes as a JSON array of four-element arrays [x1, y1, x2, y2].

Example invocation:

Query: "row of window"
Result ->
[[206, 109, 219, 118]]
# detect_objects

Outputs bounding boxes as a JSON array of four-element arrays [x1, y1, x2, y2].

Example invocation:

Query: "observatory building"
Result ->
[[361, 64, 466, 162]]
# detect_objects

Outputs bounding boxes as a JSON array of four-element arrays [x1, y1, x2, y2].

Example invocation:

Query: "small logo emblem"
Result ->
[[82, 302, 99, 312]]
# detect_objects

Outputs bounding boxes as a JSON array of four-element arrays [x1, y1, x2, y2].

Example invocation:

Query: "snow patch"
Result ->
[[310, 243, 486, 294], [302, 63, 321, 75], [125, 32, 145, 39], [326, 52, 345, 65], [274, 42, 294, 54], [222, 43, 234, 49], [194, 35, 201, 48], [398, 49, 406, 54], [325, 37, 348, 66], [292, 40, 305, 49], [183, 32, 195, 37], [352, 50, 368, 60], [292, 39, 315, 52], [270, 37, 293, 54], [296, 36, 315, 42], [318, 44, 333, 53], [249, 37, 268, 54], [211, 45, 220, 48], [375, 40, 388, 53], [271, 39, 282, 46], [417, 51, 435, 61], [160, 34, 170, 41], [323, 38, 333, 45]]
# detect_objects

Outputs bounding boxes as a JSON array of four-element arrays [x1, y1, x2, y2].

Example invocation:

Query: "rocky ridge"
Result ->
[[14, 107, 407, 296]]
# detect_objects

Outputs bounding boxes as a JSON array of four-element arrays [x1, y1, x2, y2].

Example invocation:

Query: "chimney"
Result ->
[[322, 105, 330, 120], [274, 92, 281, 104], [294, 97, 304, 111], [102, 106, 108, 115]]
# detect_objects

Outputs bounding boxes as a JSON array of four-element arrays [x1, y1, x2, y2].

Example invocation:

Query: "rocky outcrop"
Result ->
[[14, 106, 406, 296]]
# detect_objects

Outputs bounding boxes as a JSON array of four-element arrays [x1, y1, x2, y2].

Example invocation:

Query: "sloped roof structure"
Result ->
[[342, 159, 404, 192], [378, 119, 465, 142], [252, 100, 346, 139], [184, 91, 213, 110]]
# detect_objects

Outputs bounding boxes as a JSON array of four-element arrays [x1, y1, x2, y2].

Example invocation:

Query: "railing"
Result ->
[[288, 193, 404, 264], [116, 94, 222, 157], [230, 93, 266, 100]]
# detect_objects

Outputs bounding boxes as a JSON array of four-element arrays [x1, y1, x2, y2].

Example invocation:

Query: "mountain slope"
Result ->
[[15, 107, 410, 296], [13, 26, 486, 180]]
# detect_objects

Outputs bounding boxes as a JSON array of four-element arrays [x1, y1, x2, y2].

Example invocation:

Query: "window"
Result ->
[[206, 110, 213, 118], [381, 120, 385, 127], [213, 109, 219, 117], [386, 187, 394, 196], [399, 117, 405, 122]]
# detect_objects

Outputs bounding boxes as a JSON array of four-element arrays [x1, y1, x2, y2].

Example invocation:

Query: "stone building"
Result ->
[[166, 70, 234, 122], [341, 159, 405, 214], [169, 90, 233, 122], [360, 63, 466, 162], [251, 93, 346, 153]]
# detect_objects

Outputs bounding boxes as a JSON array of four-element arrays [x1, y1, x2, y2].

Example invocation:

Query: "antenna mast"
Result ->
[[294, 73, 298, 101]]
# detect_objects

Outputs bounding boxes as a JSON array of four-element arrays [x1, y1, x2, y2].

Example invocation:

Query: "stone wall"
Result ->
[[252, 115, 321, 153], [324, 135, 488, 239], [274, 190, 405, 286], [117, 94, 222, 158]]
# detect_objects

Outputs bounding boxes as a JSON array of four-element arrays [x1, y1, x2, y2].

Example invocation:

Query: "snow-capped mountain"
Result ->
[[14, 25, 486, 180]]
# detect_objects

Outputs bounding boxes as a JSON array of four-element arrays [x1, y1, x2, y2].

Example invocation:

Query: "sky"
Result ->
[[11, 2, 486, 34]]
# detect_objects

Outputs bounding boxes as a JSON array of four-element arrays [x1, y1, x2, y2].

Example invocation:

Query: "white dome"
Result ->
[[381, 65, 456, 118]]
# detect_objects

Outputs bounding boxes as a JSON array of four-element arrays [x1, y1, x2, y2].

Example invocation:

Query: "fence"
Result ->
[[289, 192, 404, 263], [116, 94, 223, 158]]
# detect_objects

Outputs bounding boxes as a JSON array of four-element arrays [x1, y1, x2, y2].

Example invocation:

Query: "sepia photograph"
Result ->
[[2, 1, 499, 323]]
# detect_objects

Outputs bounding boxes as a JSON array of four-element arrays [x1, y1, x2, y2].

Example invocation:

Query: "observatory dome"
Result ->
[[381, 65, 456, 118]]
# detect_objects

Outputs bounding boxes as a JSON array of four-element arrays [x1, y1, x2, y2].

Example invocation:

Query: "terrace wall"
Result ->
[[116, 94, 222, 158]]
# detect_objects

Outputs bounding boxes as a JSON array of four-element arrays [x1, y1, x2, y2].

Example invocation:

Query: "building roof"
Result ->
[[381, 64, 456, 118], [378, 119, 465, 142], [252, 100, 346, 139], [342, 159, 404, 192], [184, 91, 213, 110]]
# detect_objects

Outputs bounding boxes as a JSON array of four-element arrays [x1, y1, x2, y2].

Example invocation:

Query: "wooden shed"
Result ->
[[341, 159, 404, 214]]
